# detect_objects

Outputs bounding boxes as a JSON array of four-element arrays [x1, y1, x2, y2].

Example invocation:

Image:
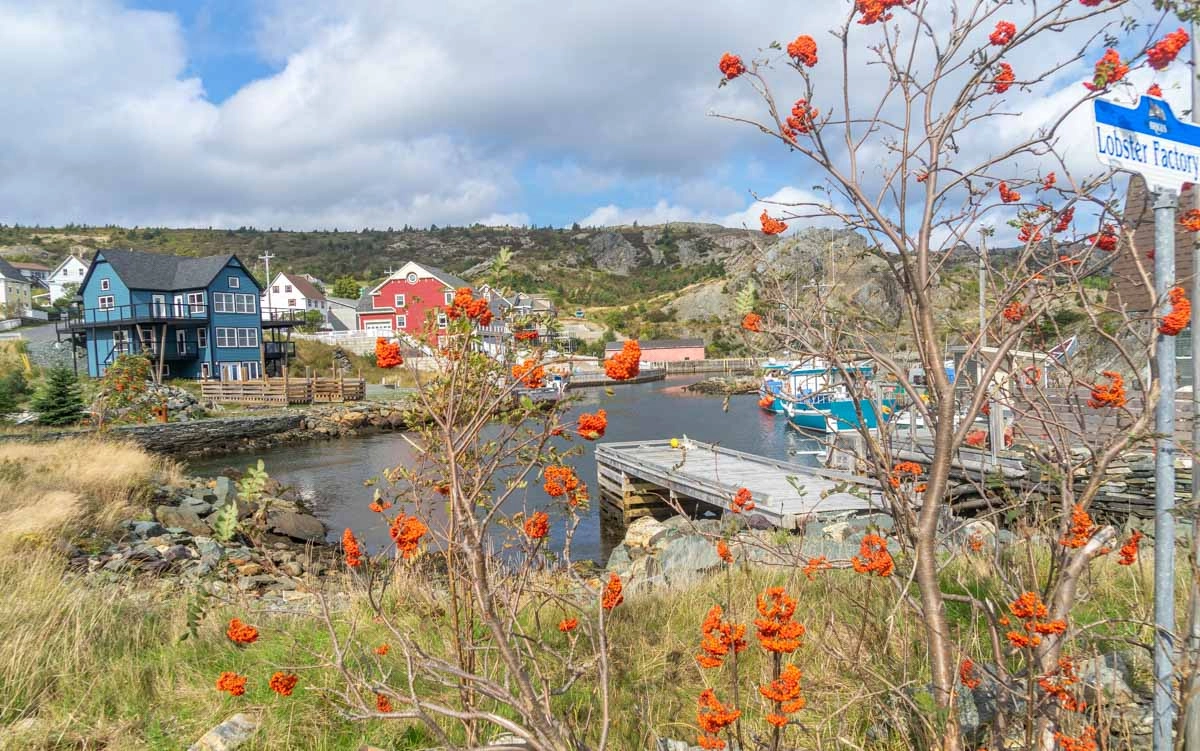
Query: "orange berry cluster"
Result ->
[[741, 312, 763, 332], [731, 487, 755, 513], [604, 340, 641, 380], [446, 287, 493, 326], [759, 210, 788, 235], [696, 604, 747, 668], [374, 337, 403, 369], [993, 63, 1015, 94], [1160, 287, 1191, 336], [577, 409, 607, 439], [601, 573, 624, 611], [851, 533, 895, 577], [755, 587, 805, 653], [718, 53, 745, 80], [998, 181, 1021, 204], [1006, 591, 1067, 648], [342, 528, 364, 568], [226, 618, 259, 645], [1084, 49, 1128, 91], [1087, 371, 1126, 409], [989, 21, 1016, 46], [512, 358, 547, 388], [389, 514, 428, 560], [696, 689, 742, 749], [786, 35, 817, 67], [523, 510, 549, 540], [1148, 28, 1189, 70]]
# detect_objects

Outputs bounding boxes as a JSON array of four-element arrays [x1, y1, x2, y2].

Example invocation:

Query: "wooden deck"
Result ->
[[567, 368, 667, 389], [595, 439, 883, 528]]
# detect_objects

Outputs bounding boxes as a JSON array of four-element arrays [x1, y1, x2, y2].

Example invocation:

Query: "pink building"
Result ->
[[606, 338, 706, 363]]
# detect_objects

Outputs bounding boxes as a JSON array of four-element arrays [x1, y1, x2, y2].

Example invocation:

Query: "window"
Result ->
[[97, 295, 115, 310], [407, 272, 418, 284], [395, 315, 407, 329], [201, 362, 211, 379], [236, 328, 259, 348], [284, 285, 292, 293], [444, 291, 454, 306], [197, 328, 208, 348], [176, 330, 188, 355], [213, 292, 256, 314], [215, 328, 235, 348], [272, 286, 280, 293], [186, 291, 206, 315], [99, 278, 110, 291], [244, 361, 261, 380], [394, 294, 406, 308], [228, 276, 241, 289], [112, 330, 129, 354], [160, 364, 170, 377], [437, 313, 448, 328], [288, 299, 297, 307]]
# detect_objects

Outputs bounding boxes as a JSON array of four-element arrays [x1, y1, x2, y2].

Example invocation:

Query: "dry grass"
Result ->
[[0, 438, 180, 549]]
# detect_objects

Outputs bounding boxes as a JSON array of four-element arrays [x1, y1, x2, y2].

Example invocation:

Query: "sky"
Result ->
[[0, 0, 1184, 232]]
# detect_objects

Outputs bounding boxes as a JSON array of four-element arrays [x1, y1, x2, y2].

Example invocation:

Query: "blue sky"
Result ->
[[0, 0, 1178, 232]]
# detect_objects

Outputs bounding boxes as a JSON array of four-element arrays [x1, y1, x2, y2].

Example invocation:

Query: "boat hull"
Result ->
[[786, 398, 895, 432]]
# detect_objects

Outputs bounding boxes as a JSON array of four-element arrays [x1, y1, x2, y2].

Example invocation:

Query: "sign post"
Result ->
[[1093, 95, 1200, 751]]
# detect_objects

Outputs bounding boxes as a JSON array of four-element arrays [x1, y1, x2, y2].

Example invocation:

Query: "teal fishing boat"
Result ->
[[781, 362, 895, 432]]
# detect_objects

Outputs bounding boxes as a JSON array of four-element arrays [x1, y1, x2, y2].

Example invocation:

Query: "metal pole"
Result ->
[[1185, 17, 1200, 749], [1154, 187, 1179, 751]]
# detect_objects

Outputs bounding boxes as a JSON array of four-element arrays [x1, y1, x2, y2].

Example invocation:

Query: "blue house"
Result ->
[[60, 249, 299, 380]]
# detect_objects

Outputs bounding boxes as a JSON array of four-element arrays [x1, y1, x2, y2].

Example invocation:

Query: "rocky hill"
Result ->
[[0, 223, 1095, 355]]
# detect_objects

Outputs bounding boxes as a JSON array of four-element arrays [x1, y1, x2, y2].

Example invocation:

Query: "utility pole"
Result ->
[[260, 252, 275, 315], [1154, 185, 1179, 751], [1185, 14, 1200, 750]]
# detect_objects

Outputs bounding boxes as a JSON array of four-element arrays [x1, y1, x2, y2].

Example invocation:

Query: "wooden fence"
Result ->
[[200, 377, 366, 406], [643, 358, 763, 375]]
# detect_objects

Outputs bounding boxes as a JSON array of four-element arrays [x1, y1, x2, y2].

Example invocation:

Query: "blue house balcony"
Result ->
[[60, 301, 210, 330]]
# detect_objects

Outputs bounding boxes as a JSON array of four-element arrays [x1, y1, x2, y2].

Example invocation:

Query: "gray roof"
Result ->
[[356, 294, 383, 312], [93, 248, 259, 292], [605, 338, 704, 351], [424, 265, 470, 290], [0, 258, 29, 283]]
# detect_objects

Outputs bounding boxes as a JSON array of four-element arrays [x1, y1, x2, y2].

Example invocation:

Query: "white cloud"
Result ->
[[0, 0, 1171, 231]]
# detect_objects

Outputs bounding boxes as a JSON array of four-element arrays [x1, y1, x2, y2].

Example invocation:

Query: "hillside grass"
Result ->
[[0, 438, 1167, 750]]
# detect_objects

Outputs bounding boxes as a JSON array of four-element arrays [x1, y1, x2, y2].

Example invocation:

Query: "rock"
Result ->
[[188, 713, 260, 751], [822, 521, 853, 541], [1078, 653, 1138, 706], [280, 561, 304, 577], [236, 563, 264, 577], [624, 517, 670, 550], [213, 476, 237, 508], [656, 534, 722, 585], [267, 511, 327, 543], [162, 545, 195, 563], [178, 496, 214, 516], [194, 537, 223, 566], [155, 506, 212, 537], [129, 520, 166, 538]]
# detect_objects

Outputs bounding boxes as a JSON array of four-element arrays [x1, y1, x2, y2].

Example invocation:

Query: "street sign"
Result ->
[[1093, 96, 1200, 192]]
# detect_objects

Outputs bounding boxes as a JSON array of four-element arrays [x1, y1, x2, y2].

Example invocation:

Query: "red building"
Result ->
[[356, 262, 471, 338]]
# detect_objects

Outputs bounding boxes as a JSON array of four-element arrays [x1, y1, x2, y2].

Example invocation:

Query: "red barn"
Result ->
[[356, 262, 471, 339]]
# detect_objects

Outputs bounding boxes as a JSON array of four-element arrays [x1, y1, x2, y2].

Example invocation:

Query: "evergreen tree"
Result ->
[[31, 367, 84, 425], [0, 379, 16, 415]]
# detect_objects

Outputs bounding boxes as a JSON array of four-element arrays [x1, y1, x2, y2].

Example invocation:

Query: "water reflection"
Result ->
[[188, 377, 824, 563]]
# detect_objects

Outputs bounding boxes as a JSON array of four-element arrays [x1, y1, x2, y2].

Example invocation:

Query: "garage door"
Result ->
[[363, 321, 392, 332]]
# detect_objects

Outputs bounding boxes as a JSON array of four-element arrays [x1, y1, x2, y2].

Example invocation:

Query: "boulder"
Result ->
[[129, 520, 167, 538], [656, 534, 722, 585], [178, 497, 214, 516], [267, 511, 327, 543], [155, 506, 212, 537], [213, 476, 237, 508], [624, 517, 670, 550], [188, 713, 259, 751], [1078, 653, 1138, 707]]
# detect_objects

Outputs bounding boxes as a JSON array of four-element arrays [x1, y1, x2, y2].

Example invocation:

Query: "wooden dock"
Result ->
[[567, 368, 667, 389], [595, 439, 884, 528]]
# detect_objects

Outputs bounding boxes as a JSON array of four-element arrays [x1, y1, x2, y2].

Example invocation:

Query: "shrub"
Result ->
[[30, 367, 84, 426]]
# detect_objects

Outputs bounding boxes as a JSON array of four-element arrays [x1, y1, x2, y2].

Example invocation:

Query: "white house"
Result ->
[[262, 272, 329, 321], [48, 255, 90, 303], [0, 259, 33, 316]]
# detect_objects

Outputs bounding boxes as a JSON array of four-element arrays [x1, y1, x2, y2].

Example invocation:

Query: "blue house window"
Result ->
[[228, 276, 240, 289], [97, 295, 115, 310], [215, 327, 259, 348], [100, 279, 110, 291]]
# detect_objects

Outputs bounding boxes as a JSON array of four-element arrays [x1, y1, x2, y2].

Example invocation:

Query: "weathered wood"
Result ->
[[596, 438, 884, 529], [200, 377, 365, 405]]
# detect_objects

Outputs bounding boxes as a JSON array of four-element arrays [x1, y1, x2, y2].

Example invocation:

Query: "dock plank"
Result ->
[[595, 439, 884, 529]]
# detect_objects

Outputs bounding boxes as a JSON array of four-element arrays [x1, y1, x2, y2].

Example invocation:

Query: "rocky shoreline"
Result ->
[[682, 376, 759, 395], [68, 469, 339, 606]]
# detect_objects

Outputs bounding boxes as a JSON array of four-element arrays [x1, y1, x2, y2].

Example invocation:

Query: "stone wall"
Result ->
[[1, 402, 414, 457]]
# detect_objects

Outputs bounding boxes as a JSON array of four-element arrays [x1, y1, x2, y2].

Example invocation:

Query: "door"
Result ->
[[151, 294, 167, 317], [176, 329, 188, 356], [220, 362, 241, 382], [364, 320, 392, 333], [111, 330, 129, 357], [173, 295, 184, 317]]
